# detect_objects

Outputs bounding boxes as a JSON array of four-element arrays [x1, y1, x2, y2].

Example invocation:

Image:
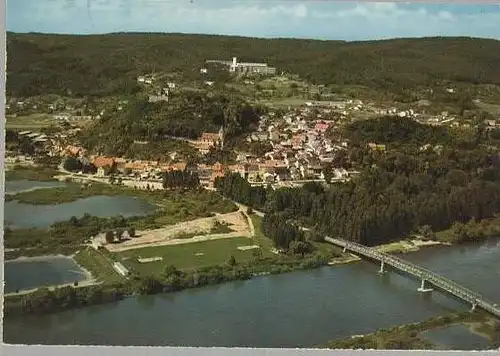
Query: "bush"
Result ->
[[105, 231, 115, 243]]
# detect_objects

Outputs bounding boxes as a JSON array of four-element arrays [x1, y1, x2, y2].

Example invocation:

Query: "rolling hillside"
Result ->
[[6, 32, 500, 97]]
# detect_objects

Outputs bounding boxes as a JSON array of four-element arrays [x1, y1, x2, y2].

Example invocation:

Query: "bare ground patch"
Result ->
[[106, 211, 251, 252]]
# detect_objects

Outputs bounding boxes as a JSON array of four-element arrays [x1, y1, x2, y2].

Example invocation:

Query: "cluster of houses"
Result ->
[[53, 102, 376, 187], [17, 130, 49, 143]]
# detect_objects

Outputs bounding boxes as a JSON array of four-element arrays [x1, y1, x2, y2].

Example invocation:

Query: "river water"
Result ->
[[4, 240, 500, 348]]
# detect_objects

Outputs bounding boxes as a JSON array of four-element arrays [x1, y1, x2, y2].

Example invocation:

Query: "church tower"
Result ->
[[218, 126, 224, 149]]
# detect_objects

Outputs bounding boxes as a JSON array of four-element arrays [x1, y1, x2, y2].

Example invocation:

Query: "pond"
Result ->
[[5, 180, 67, 195], [4, 256, 89, 293], [421, 324, 491, 350], [4, 195, 157, 229]]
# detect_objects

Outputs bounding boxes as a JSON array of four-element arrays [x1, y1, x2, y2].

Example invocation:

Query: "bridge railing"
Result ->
[[325, 236, 499, 308]]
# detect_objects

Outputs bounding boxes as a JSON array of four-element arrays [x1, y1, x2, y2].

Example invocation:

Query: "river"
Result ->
[[4, 240, 500, 348]]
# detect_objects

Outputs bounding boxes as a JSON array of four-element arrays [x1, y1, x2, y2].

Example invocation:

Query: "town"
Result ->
[[6, 64, 496, 193], [4, 27, 500, 352]]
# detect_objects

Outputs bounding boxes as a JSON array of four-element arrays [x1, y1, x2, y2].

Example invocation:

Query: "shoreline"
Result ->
[[6, 251, 95, 279], [5, 237, 498, 328], [4, 252, 97, 296], [323, 312, 497, 350], [6, 254, 78, 263], [4, 237, 451, 299]]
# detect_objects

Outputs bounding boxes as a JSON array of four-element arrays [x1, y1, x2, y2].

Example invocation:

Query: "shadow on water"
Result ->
[[485, 238, 500, 248], [230, 279, 248, 291], [136, 295, 156, 309]]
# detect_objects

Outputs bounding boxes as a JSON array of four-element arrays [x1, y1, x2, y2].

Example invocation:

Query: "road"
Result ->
[[57, 165, 164, 190]]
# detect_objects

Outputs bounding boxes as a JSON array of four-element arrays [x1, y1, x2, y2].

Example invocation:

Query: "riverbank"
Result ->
[[3, 249, 334, 317], [322, 311, 500, 350], [376, 239, 452, 255], [1, 235, 450, 318], [5, 238, 500, 348], [1, 217, 479, 316]]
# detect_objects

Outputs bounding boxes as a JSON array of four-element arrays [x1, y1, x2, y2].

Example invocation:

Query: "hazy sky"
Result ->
[[7, 0, 500, 41]]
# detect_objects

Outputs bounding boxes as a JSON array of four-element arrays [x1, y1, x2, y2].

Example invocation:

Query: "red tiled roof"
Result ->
[[201, 132, 220, 141], [93, 156, 115, 168]]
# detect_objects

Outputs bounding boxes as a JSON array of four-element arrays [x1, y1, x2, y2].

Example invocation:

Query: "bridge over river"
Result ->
[[325, 236, 500, 319]]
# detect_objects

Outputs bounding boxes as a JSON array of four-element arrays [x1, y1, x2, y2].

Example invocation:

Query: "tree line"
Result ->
[[162, 169, 200, 189], [214, 173, 269, 209], [7, 33, 500, 97]]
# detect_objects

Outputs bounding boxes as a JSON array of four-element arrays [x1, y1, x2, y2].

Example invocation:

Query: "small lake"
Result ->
[[4, 257, 88, 293], [422, 324, 491, 350], [5, 180, 67, 195], [4, 195, 157, 229]]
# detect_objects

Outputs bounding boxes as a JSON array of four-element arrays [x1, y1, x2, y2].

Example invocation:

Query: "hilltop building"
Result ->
[[206, 57, 276, 75]]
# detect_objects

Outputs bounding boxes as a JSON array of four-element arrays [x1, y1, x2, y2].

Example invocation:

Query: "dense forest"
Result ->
[[6, 32, 500, 97], [344, 116, 452, 147], [162, 169, 200, 189], [79, 91, 262, 158], [217, 117, 500, 247]]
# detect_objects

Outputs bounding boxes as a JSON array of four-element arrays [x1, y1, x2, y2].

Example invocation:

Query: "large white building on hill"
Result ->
[[206, 57, 276, 75]]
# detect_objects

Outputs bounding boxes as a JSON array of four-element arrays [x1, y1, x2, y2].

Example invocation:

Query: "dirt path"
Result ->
[[4, 278, 100, 297], [106, 210, 253, 252]]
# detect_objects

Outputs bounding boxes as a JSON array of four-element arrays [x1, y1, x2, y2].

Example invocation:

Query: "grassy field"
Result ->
[[250, 215, 274, 257], [74, 248, 123, 284], [117, 236, 258, 276], [258, 98, 308, 107], [435, 228, 455, 243], [475, 101, 500, 115], [6, 114, 59, 130], [5, 165, 61, 181]]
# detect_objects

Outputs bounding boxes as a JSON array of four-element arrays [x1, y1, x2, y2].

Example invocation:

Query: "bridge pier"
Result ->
[[378, 260, 386, 274], [471, 300, 477, 312], [418, 279, 433, 293], [324, 237, 500, 319]]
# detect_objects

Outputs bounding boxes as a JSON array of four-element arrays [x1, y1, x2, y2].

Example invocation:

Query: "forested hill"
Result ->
[[7, 32, 500, 97]]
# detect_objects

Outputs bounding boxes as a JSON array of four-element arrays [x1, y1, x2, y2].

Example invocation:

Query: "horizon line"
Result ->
[[7, 30, 500, 43]]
